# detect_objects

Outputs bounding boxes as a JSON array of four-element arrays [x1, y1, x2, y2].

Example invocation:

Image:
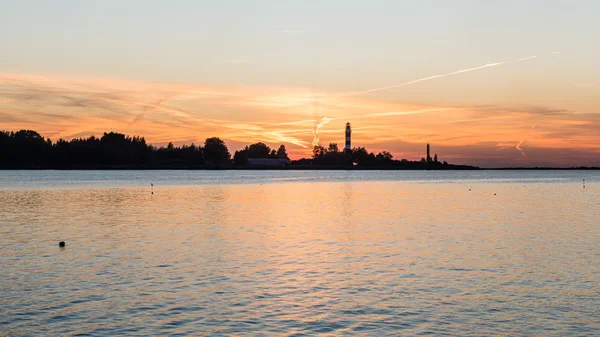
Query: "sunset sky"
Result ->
[[1, 0, 599, 167]]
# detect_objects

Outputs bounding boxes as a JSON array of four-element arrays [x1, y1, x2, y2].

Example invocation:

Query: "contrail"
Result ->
[[328, 62, 505, 99], [518, 56, 537, 61], [303, 61, 507, 146], [516, 124, 537, 157], [326, 54, 547, 100], [516, 139, 526, 157], [297, 54, 546, 147], [312, 116, 334, 146]]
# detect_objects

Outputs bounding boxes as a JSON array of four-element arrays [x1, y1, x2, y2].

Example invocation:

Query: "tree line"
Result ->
[[0, 130, 229, 168], [0, 129, 473, 169], [303, 142, 450, 168]]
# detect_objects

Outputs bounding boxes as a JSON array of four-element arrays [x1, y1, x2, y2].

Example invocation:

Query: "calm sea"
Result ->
[[1, 170, 599, 336]]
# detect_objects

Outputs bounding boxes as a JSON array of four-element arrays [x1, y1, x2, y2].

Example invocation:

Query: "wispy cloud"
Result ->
[[328, 61, 507, 99], [1, 71, 599, 166], [517, 56, 537, 61]]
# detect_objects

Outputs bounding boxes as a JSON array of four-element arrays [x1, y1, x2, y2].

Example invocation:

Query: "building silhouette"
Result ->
[[427, 143, 432, 163], [247, 157, 290, 167]]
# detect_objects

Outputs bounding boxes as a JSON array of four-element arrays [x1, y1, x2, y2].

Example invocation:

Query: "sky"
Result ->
[[0, 0, 599, 167]]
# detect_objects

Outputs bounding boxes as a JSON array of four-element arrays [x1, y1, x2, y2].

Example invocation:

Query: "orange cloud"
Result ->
[[1, 72, 599, 166]]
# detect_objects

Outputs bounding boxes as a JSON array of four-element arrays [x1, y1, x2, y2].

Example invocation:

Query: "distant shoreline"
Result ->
[[5, 129, 597, 172], [0, 165, 598, 171], [484, 167, 600, 170]]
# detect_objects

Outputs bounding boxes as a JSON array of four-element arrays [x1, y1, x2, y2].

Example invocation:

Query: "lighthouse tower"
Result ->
[[345, 122, 352, 151]]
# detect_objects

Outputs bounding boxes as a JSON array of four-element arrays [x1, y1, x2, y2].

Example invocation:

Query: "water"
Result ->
[[1, 171, 599, 336]]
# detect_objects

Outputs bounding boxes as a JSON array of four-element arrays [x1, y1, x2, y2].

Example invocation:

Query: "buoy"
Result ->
[[59, 241, 65, 247]]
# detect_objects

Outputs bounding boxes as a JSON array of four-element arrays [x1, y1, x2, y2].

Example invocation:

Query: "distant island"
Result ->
[[4, 129, 597, 170], [0, 129, 485, 170], [3, 129, 598, 170]]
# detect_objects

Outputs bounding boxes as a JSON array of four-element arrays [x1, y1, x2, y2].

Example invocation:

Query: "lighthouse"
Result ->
[[345, 122, 352, 151]]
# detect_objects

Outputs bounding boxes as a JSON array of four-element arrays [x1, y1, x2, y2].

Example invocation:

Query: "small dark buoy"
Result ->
[[59, 241, 65, 247]]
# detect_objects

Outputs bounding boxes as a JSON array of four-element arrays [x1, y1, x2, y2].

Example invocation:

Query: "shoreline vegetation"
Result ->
[[0, 129, 474, 170], [1, 130, 597, 170]]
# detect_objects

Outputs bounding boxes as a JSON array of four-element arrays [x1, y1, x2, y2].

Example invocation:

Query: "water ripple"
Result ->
[[1, 171, 599, 336]]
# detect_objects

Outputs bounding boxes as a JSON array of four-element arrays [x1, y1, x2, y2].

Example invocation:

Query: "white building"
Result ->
[[247, 158, 290, 167]]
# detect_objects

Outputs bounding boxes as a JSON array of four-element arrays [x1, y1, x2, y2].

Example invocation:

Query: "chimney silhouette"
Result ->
[[427, 143, 431, 163]]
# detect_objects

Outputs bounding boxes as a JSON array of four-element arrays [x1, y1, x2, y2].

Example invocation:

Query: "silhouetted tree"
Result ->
[[234, 142, 279, 164], [233, 148, 249, 165], [312, 145, 327, 158], [434, 154, 438, 163], [351, 147, 369, 165], [247, 142, 271, 158], [1, 130, 49, 166], [364, 152, 377, 166], [179, 143, 204, 164], [314, 151, 352, 166], [203, 137, 230, 164], [376, 151, 393, 162], [328, 143, 339, 153], [276, 145, 288, 159]]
